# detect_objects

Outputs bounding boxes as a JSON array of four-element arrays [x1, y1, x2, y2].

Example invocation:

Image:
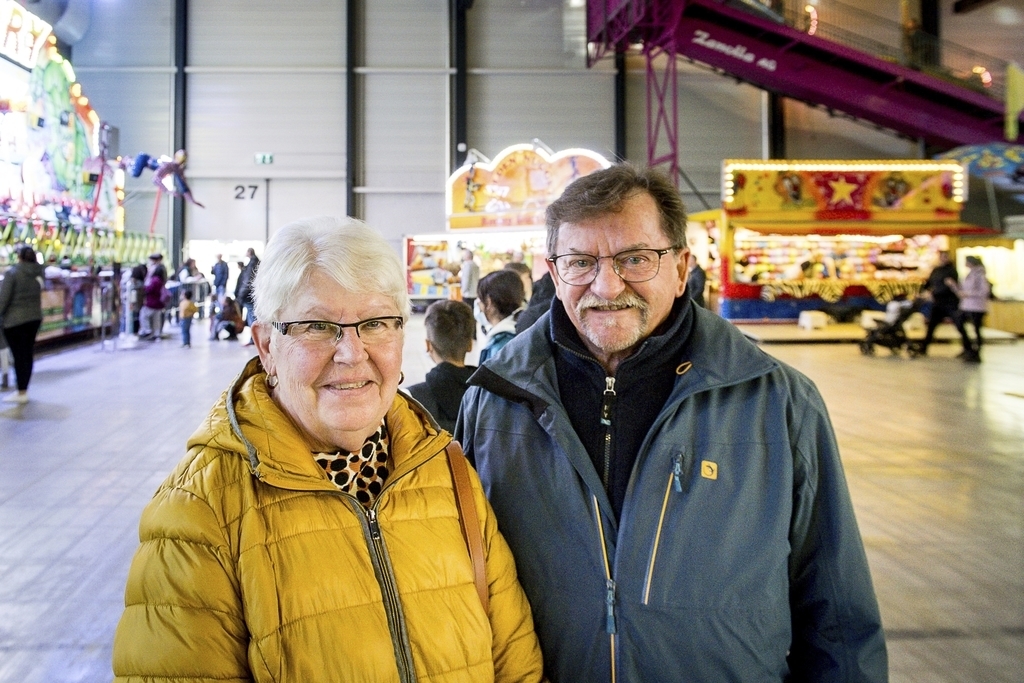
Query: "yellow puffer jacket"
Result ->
[[113, 357, 543, 682]]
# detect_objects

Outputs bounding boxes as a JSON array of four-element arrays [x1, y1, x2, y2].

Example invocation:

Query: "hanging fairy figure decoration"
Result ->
[[126, 149, 204, 234]]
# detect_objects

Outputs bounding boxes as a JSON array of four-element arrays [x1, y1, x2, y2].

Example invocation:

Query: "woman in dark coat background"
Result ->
[[0, 246, 44, 404]]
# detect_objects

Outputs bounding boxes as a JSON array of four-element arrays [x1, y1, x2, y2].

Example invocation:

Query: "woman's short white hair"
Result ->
[[253, 216, 410, 322]]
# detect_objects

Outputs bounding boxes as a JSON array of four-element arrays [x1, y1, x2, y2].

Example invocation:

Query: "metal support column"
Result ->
[[450, 0, 472, 172], [172, 0, 187, 271], [920, 0, 940, 38], [346, 0, 362, 218], [768, 93, 785, 159], [614, 52, 627, 161], [920, 0, 941, 66]]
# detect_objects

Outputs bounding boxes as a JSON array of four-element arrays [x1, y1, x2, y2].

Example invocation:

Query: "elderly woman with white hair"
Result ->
[[112, 217, 544, 682]]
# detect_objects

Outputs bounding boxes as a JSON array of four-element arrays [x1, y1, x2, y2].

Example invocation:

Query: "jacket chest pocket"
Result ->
[[638, 444, 791, 611]]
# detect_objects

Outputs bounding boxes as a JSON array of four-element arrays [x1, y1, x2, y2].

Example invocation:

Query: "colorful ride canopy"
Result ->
[[937, 143, 1024, 184], [1, 1, 119, 230]]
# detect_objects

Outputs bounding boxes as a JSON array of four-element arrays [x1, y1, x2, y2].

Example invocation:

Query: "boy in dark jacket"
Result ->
[[406, 300, 476, 434]]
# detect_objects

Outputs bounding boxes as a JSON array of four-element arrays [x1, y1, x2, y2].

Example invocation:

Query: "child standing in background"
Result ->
[[406, 300, 476, 434], [178, 290, 198, 348]]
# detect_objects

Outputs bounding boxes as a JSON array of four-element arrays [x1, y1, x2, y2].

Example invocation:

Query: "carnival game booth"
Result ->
[[716, 159, 994, 322], [1, 223, 163, 342], [0, 2, 128, 342], [404, 144, 610, 306]]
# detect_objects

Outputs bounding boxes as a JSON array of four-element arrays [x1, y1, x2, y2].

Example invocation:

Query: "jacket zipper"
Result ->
[[642, 453, 686, 605], [592, 496, 617, 683], [365, 506, 416, 682], [331, 451, 438, 683], [600, 376, 616, 488]]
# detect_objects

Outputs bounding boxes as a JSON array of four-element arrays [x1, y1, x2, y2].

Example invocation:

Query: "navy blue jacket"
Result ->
[[456, 302, 887, 683], [211, 260, 229, 288]]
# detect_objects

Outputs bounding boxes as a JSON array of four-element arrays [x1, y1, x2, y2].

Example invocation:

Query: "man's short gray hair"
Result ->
[[253, 216, 410, 323], [545, 163, 688, 255]]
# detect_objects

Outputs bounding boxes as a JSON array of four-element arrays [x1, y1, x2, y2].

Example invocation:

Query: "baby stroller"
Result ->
[[859, 298, 924, 358]]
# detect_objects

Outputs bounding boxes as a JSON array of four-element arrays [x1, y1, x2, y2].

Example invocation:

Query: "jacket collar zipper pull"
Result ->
[[600, 376, 616, 426], [600, 377, 617, 488], [367, 508, 382, 540]]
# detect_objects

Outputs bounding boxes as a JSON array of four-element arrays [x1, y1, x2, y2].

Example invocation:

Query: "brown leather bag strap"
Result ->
[[446, 441, 489, 613]]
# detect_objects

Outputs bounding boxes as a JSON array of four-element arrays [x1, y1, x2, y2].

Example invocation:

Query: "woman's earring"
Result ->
[[266, 374, 279, 388], [398, 372, 405, 385]]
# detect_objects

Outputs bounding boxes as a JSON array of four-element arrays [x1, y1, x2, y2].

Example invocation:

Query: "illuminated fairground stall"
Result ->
[[714, 159, 995, 321], [0, 2, 150, 341], [403, 144, 610, 305]]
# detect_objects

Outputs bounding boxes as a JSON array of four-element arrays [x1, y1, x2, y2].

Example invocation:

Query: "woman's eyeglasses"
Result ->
[[547, 246, 680, 286], [271, 316, 404, 345]]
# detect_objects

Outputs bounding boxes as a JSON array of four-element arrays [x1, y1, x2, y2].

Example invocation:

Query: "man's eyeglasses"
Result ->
[[547, 246, 681, 286], [271, 316, 404, 345]]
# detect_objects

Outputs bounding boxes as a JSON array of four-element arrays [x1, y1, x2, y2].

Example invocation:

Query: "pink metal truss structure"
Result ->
[[588, 0, 1023, 181], [645, 47, 679, 186], [589, 0, 686, 185]]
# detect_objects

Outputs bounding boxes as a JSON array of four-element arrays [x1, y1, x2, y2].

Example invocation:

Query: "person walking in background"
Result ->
[[175, 258, 206, 321], [236, 248, 260, 326], [0, 246, 44, 404], [946, 254, 991, 363], [456, 164, 887, 682], [178, 289, 198, 348], [112, 216, 543, 682], [918, 250, 959, 356], [406, 300, 476, 434], [177, 258, 199, 282], [459, 248, 480, 313], [236, 248, 260, 345], [475, 270, 524, 365], [127, 263, 147, 334], [211, 253, 229, 300], [686, 253, 707, 307], [138, 254, 167, 340]]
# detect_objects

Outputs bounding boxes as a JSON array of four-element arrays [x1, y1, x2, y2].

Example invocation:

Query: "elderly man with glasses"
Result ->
[[455, 164, 887, 683]]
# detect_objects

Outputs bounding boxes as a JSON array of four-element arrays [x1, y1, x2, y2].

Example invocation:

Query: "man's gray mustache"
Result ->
[[576, 293, 648, 313]]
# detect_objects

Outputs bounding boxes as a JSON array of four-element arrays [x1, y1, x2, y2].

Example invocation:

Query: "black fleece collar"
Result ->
[[549, 292, 695, 378]]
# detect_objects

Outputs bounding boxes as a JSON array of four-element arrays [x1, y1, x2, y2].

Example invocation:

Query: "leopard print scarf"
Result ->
[[315, 421, 390, 507]]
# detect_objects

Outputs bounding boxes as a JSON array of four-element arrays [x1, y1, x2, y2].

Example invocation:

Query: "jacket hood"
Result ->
[[485, 312, 519, 340], [469, 299, 779, 411], [188, 356, 451, 491]]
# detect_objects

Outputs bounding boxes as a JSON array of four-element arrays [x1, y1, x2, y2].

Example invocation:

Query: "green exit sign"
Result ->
[[254, 153, 274, 165]]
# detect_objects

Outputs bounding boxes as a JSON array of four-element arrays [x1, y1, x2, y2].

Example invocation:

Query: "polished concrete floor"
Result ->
[[0, 315, 1021, 682]]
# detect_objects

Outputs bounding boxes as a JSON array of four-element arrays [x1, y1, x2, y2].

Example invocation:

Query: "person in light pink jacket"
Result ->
[[946, 255, 990, 363]]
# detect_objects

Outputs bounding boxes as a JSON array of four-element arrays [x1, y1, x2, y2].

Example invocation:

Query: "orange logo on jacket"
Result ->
[[700, 461, 718, 480]]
